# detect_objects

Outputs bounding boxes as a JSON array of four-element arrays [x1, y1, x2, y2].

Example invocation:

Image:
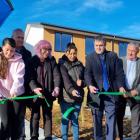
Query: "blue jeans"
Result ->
[[60, 101, 81, 140]]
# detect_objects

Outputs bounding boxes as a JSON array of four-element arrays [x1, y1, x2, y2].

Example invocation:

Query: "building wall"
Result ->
[[44, 28, 86, 63], [44, 29, 65, 62], [106, 40, 113, 51], [73, 34, 85, 64], [31, 26, 140, 64], [44, 28, 121, 64], [24, 25, 44, 55]]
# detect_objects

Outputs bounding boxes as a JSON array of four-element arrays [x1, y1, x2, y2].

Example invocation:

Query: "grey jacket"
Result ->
[[122, 57, 140, 99]]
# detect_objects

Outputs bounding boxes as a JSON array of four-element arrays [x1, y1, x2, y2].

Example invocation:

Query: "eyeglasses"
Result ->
[[42, 48, 52, 51]]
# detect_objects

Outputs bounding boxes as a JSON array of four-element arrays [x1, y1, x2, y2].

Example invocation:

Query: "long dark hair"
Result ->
[[66, 42, 77, 52], [2, 38, 16, 48], [0, 38, 16, 79]]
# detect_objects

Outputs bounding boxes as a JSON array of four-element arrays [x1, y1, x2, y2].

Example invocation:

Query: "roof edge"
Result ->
[[26, 22, 140, 43]]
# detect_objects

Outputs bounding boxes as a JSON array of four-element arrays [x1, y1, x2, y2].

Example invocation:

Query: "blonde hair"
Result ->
[[0, 52, 8, 79]]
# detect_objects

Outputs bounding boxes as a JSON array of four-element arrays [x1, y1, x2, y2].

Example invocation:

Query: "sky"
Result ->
[[0, 0, 140, 45]]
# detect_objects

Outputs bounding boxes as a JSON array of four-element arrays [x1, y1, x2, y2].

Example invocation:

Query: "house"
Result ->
[[24, 23, 140, 63]]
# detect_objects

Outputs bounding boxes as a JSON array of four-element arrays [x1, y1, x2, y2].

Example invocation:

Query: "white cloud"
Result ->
[[119, 23, 140, 39], [76, 0, 123, 13], [13, 0, 124, 24], [24, 0, 74, 20], [24, 0, 124, 21]]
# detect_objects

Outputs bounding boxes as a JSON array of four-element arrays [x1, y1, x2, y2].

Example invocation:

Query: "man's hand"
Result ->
[[119, 87, 127, 98], [130, 89, 138, 97], [89, 85, 98, 94]]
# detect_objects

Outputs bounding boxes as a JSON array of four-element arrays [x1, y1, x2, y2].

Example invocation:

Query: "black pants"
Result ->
[[30, 98, 53, 140], [116, 96, 126, 140], [0, 100, 25, 140], [128, 99, 140, 140], [0, 102, 10, 140]]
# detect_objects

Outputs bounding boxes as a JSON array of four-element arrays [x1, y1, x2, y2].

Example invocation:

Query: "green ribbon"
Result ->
[[0, 100, 7, 104], [62, 107, 75, 120], [62, 92, 140, 120], [134, 96, 140, 100], [0, 94, 50, 107], [98, 92, 124, 95], [97, 92, 140, 100], [44, 96, 50, 107], [0, 94, 42, 104]]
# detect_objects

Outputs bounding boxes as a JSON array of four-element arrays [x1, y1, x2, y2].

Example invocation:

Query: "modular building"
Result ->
[[25, 23, 140, 64]]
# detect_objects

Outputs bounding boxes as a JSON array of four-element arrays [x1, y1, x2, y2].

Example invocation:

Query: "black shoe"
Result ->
[[30, 137, 38, 140], [44, 137, 52, 140]]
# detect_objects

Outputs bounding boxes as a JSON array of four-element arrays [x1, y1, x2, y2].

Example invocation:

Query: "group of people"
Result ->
[[0, 29, 140, 140]]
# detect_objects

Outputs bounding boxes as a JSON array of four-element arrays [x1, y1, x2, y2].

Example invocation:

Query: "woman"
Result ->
[[0, 38, 25, 140], [59, 42, 85, 140], [29, 40, 61, 140]]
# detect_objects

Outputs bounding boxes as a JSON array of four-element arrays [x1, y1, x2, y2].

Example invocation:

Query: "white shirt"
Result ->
[[126, 60, 136, 89]]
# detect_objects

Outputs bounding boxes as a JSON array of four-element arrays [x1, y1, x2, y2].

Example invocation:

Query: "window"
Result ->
[[85, 37, 94, 55], [55, 33, 61, 52], [119, 42, 128, 57], [55, 32, 72, 52]]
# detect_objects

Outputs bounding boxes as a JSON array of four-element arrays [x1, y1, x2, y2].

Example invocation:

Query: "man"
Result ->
[[122, 42, 140, 140], [84, 35, 126, 140], [12, 28, 32, 140]]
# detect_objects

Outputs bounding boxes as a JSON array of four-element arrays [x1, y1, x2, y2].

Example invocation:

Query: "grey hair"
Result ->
[[94, 35, 106, 44], [128, 42, 140, 51]]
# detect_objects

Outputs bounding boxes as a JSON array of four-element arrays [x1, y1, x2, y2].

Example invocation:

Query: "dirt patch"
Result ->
[[25, 101, 131, 140]]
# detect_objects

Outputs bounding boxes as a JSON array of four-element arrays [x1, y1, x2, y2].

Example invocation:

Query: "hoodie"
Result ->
[[0, 53, 25, 98]]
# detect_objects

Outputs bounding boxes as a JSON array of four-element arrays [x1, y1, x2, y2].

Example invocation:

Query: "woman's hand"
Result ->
[[52, 87, 60, 97], [10, 93, 16, 98], [33, 88, 43, 94], [72, 90, 80, 97], [76, 79, 82, 87]]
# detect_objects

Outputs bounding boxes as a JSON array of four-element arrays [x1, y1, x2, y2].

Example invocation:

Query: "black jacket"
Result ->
[[84, 51, 125, 107], [29, 55, 61, 102], [17, 46, 32, 89], [16, 46, 32, 95], [59, 55, 85, 103]]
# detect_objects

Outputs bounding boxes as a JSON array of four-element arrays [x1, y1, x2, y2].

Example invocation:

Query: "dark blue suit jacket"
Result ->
[[84, 50, 125, 107]]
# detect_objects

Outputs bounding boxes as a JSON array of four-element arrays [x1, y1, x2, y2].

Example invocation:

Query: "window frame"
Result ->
[[55, 32, 72, 52], [85, 36, 94, 55]]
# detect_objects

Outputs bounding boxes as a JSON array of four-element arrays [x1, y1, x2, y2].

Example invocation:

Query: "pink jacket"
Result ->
[[0, 53, 25, 98]]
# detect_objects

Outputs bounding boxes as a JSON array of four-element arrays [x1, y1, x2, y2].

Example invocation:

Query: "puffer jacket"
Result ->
[[59, 55, 85, 103]]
